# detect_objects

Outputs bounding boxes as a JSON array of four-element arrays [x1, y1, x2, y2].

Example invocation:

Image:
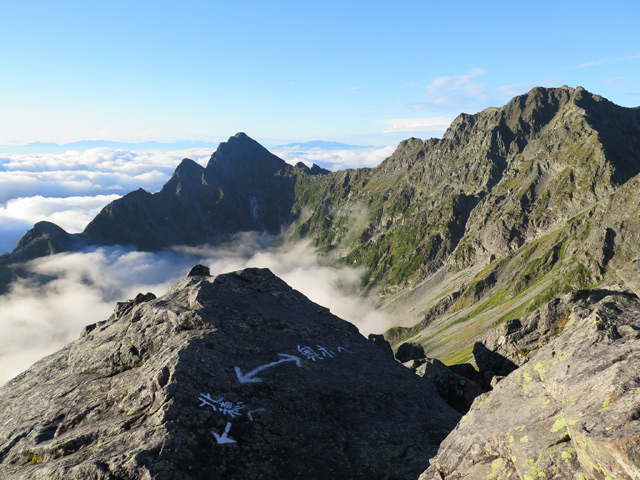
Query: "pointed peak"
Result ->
[[206, 133, 287, 175], [175, 157, 204, 172], [12, 221, 75, 259]]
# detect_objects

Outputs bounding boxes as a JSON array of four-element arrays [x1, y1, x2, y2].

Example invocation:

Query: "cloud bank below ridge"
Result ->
[[0, 235, 390, 386]]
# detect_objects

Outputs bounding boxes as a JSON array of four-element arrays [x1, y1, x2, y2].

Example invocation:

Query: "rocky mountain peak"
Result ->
[[206, 132, 288, 180], [159, 158, 206, 198], [294, 161, 330, 175], [0, 266, 460, 479], [11, 221, 76, 260]]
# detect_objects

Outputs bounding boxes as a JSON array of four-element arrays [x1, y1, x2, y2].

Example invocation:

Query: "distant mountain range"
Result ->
[[3, 87, 640, 358], [0, 139, 221, 154], [273, 140, 376, 150], [0, 139, 378, 155]]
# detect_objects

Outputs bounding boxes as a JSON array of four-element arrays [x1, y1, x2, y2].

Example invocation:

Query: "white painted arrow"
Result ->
[[234, 353, 302, 384], [212, 422, 236, 444]]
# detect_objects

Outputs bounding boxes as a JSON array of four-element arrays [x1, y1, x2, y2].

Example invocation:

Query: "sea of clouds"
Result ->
[[0, 144, 394, 385], [0, 236, 390, 385]]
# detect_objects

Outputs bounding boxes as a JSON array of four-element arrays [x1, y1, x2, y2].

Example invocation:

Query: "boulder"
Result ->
[[395, 342, 426, 363], [187, 264, 210, 276], [475, 288, 617, 378], [367, 333, 394, 357], [421, 290, 640, 479], [411, 358, 486, 413]]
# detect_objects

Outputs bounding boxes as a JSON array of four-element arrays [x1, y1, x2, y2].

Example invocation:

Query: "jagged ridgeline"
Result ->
[[3, 86, 640, 365]]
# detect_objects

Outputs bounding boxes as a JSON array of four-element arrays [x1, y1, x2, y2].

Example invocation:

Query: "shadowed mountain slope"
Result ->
[[82, 133, 301, 249]]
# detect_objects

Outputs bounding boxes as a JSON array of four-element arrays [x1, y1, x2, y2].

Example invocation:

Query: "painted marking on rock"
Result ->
[[212, 422, 236, 444], [200, 340, 357, 447], [248, 408, 268, 421], [234, 353, 302, 384], [297, 344, 355, 361], [199, 394, 245, 418]]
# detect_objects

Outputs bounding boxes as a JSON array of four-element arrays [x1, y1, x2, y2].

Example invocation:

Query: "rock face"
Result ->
[[0, 267, 460, 479], [474, 288, 619, 378], [408, 358, 485, 414], [395, 342, 427, 362], [420, 290, 640, 479]]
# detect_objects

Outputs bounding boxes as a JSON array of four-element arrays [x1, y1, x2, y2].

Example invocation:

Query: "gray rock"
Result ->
[[412, 358, 486, 413], [420, 290, 640, 479], [395, 342, 426, 362], [475, 288, 621, 377], [367, 333, 394, 357], [489, 375, 505, 388], [0, 268, 460, 479], [446, 363, 482, 385], [187, 264, 210, 276]]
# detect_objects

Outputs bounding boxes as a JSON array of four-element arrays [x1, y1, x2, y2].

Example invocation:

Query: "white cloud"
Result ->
[[425, 68, 488, 102], [0, 236, 392, 385], [0, 194, 121, 232], [0, 147, 213, 202], [273, 145, 395, 170], [398, 68, 489, 114], [381, 117, 452, 134]]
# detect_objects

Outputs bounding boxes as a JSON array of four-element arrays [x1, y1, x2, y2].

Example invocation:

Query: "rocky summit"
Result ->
[[0, 267, 459, 479]]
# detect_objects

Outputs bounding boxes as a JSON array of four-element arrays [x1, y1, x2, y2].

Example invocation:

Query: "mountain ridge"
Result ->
[[0, 267, 459, 479], [3, 86, 640, 365]]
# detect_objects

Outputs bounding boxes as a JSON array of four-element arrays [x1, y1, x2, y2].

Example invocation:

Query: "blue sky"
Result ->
[[1, 0, 638, 147]]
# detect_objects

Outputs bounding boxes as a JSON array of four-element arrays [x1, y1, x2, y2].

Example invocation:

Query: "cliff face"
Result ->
[[420, 289, 640, 479], [0, 267, 459, 479], [290, 86, 640, 289]]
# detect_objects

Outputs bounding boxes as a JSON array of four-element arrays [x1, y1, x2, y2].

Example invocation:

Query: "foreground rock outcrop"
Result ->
[[421, 289, 640, 479], [0, 267, 460, 479]]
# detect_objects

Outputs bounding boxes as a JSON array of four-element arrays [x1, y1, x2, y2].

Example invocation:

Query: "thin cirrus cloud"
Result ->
[[381, 117, 452, 134], [424, 68, 489, 104], [579, 54, 640, 68], [397, 68, 490, 114]]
